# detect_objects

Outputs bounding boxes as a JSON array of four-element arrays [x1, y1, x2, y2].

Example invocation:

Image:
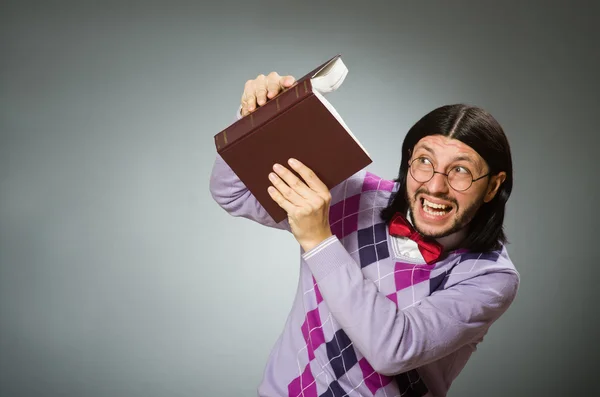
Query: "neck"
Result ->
[[434, 228, 468, 252], [406, 211, 468, 252]]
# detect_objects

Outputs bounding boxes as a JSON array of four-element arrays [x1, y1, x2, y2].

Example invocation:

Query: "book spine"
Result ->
[[214, 78, 315, 153]]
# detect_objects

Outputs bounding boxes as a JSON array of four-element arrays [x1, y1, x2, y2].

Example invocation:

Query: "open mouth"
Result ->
[[421, 198, 453, 217]]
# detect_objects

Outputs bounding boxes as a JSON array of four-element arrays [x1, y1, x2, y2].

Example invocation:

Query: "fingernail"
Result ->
[[273, 163, 282, 171], [248, 105, 255, 111], [288, 158, 298, 166], [269, 173, 276, 181], [257, 98, 265, 105]]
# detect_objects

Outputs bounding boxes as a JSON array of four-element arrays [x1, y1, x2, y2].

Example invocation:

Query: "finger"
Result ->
[[241, 93, 248, 116], [241, 79, 256, 115], [240, 88, 247, 116], [266, 72, 281, 99], [280, 75, 295, 87], [276, 75, 296, 98], [267, 186, 295, 214], [287, 158, 329, 196], [266, 73, 296, 99], [273, 163, 318, 201], [255, 74, 268, 106], [269, 171, 305, 206]]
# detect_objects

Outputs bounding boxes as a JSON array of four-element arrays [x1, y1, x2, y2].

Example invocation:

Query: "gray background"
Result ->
[[1, 1, 598, 396]]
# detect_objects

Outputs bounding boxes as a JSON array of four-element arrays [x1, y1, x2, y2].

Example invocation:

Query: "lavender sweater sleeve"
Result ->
[[303, 235, 520, 376], [209, 108, 290, 230]]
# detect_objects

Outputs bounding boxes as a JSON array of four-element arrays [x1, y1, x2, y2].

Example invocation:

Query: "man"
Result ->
[[209, 71, 519, 397]]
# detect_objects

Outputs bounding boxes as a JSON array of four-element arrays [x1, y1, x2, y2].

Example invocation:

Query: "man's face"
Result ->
[[406, 135, 503, 239]]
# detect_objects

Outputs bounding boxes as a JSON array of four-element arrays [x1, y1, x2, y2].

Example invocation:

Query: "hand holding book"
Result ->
[[214, 54, 372, 223], [267, 158, 334, 252], [241, 72, 296, 116]]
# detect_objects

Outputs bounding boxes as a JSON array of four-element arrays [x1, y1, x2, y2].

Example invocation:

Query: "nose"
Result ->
[[426, 171, 450, 194]]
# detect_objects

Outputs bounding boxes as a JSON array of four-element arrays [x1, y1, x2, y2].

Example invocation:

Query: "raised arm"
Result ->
[[209, 152, 291, 230], [303, 236, 520, 375], [209, 71, 296, 230]]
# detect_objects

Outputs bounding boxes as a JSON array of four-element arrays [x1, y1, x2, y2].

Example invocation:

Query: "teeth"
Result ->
[[423, 199, 449, 209], [423, 206, 446, 216]]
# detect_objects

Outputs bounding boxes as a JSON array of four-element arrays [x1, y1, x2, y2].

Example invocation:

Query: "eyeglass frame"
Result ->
[[408, 156, 491, 192]]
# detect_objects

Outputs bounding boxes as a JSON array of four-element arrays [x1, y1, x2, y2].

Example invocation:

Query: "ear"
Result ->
[[483, 172, 507, 203]]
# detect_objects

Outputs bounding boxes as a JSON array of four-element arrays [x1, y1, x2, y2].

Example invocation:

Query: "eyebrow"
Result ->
[[414, 144, 481, 169]]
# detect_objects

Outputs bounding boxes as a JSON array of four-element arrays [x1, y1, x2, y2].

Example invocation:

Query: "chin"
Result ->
[[414, 221, 457, 239]]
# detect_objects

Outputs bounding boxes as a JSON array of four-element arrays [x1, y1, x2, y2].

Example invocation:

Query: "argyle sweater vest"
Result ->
[[209, 154, 520, 397]]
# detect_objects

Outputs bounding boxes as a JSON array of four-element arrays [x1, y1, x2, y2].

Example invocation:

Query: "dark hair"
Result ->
[[380, 104, 513, 252]]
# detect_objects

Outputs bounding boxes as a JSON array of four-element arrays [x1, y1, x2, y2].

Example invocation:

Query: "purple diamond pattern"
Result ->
[[329, 194, 360, 239], [395, 369, 429, 396], [301, 308, 325, 361], [386, 291, 398, 305], [288, 363, 317, 397], [326, 329, 357, 379], [362, 171, 395, 192], [357, 223, 390, 268], [394, 262, 431, 292], [313, 276, 323, 305], [359, 358, 393, 395], [358, 242, 389, 269], [319, 380, 347, 397], [429, 271, 449, 294]]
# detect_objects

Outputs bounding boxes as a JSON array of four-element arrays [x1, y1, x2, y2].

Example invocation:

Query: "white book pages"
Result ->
[[312, 89, 370, 157], [310, 57, 370, 157], [310, 57, 348, 94]]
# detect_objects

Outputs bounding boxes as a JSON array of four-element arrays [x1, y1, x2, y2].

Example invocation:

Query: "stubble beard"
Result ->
[[407, 189, 483, 239]]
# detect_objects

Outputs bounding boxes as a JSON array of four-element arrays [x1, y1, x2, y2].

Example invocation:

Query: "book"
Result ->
[[213, 54, 372, 223]]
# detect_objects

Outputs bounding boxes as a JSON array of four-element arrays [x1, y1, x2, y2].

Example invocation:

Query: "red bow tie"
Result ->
[[388, 213, 443, 264]]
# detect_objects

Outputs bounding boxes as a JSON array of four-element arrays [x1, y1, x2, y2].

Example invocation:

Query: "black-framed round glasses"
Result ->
[[408, 157, 490, 192]]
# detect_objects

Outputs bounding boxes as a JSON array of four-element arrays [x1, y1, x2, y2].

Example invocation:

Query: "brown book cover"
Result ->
[[214, 54, 372, 223]]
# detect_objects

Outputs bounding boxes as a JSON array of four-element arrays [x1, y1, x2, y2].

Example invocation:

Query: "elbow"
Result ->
[[208, 183, 224, 211], [362, 328, 423, 376], [368, 356, 414, 377], [208, 155, 233, 208], [356, 315, 417, 376], [361, 341, 416, 377], [208, 170, 232, 209], [208, 171, 248, 217], [368, 357, 394, 376], [208, 176, 222, 205]]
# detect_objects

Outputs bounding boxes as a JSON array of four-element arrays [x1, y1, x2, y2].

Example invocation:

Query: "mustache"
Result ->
[[414, 188, 458, 206]]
